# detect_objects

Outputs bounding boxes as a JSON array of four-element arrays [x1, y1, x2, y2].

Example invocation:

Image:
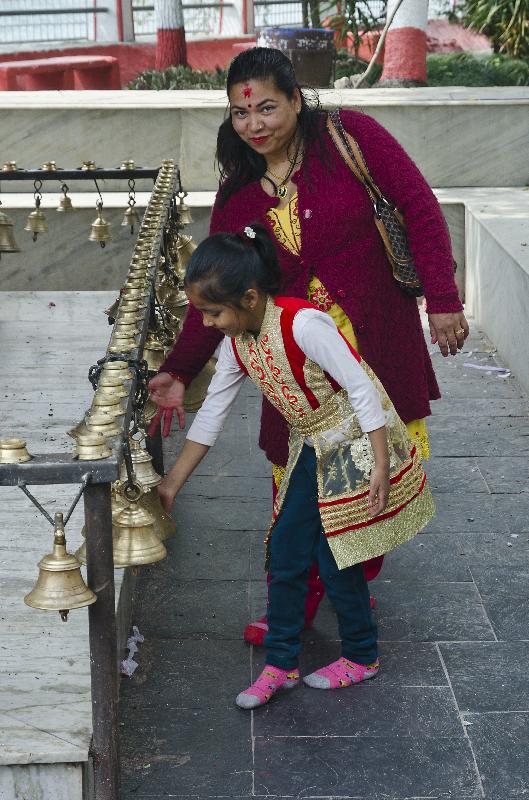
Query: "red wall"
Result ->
[[0, 38, 254, 87]]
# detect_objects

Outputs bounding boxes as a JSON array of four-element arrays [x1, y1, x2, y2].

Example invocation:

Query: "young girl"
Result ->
[[158, 224, 435, 710]]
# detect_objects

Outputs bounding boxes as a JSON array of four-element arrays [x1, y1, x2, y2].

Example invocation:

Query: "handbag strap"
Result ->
[[326, 110, 395, 217]]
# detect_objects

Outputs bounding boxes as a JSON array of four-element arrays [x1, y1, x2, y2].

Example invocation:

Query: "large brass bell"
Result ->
[[175, 234, 197, 267], [89, 201, 112, 248], [24, 198, 48, 242], [112, 504, 166, 567], [0, 210, 21, 253], [140, 489, 177, 542], [24, 513, 97, 621], [76, 484, 128, 564]]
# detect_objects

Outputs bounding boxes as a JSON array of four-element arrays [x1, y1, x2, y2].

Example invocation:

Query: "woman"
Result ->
[[149, 46, 468, 643]]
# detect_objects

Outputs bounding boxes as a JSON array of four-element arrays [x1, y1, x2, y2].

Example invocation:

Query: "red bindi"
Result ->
[[242, 83, 252, 98]]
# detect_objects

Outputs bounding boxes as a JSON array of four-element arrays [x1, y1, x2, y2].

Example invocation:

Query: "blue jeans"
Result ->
[[265, 444, 378, 671]]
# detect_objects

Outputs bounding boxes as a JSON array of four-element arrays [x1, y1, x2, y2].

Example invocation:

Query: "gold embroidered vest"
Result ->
[[232, 296, 435, 569]]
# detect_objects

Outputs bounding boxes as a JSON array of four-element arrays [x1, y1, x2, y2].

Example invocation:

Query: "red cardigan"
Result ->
[[162, 109, 463, 466]]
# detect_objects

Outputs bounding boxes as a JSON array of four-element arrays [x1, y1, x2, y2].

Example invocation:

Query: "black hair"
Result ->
[[184, 223, 282, 307], [216, 47, 327, 205]]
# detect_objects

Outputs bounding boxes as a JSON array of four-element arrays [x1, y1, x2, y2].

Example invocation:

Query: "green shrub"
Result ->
[[426, 52, 529, 86], [128, 65, 228, 90], [462, 0, 529, 60]]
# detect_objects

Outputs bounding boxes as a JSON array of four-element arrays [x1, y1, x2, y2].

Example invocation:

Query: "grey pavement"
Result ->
[[120, 319, 529, 800]]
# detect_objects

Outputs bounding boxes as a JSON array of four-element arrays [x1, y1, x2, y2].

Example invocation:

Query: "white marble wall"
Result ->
[[0, 763, 83, 800], [465, 193, 529, 394], [1, 88, 528, 191]]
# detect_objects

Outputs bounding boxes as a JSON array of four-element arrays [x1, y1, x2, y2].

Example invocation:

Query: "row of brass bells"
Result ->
[[25, 513, 97, 622], [89, 202, 112, 248], [0, 210, 20, 253]]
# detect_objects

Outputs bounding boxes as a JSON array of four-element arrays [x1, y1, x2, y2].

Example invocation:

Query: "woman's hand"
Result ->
[[148, 373, 186, 437], [368, 465, 390, 518], [428, 312, 469, 357]]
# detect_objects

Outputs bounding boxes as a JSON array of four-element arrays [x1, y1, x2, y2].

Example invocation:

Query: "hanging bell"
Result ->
[[143, 331, 166, 373], [177, 194, 193, 225], [119, 436, 161, 490], [0, 210, 21, 253], [24, 512, 97, 621], [0, 438, 32, 463], [56, 194, 73, 213], [89, 202, 112, 248], [24, 199, 48, 243], [112, 504, 166, 567], [176, 234, 197, 266], [122, 205, 140, 234], [104, 297, 120, 321]]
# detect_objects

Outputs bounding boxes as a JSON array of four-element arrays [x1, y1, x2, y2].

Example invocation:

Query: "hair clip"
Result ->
[[244, 226, 256, 239]]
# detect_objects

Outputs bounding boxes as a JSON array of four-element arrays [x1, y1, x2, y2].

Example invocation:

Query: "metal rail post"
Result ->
[[85, 482, 120, 800]]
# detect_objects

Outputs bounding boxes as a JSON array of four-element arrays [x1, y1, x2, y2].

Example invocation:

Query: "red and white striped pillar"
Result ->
[[379, 0, 429, 86], [155, 0, 188, 70]]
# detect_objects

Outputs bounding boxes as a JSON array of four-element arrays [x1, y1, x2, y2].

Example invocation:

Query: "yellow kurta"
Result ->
[[267, 193, 430, 480]]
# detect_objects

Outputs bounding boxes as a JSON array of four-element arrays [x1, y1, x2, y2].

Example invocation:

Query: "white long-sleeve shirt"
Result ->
[[187, 308, 386, 448]]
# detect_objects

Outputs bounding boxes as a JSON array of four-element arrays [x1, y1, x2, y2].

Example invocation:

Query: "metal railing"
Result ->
[[0, 1, 107, 45], [132, 1, 233, 38]]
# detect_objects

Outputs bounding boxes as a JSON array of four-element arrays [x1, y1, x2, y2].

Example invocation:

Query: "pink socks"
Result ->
[[303, 656, 380, 689], [236, 658, 380, 708], [236, 665, 300, 709]]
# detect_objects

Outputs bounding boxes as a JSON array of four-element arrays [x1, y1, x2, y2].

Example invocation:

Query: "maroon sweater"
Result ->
[[162, 109, 463, 466]]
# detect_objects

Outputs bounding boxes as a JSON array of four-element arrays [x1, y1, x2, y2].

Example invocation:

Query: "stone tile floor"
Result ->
[[120, 319, 529, 800]]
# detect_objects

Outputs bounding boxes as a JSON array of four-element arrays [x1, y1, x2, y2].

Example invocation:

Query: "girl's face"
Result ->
[[228, 77, 301, 160], [186, 284, 263, 337]]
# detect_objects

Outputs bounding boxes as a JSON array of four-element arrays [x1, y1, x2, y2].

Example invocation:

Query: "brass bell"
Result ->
[[122, 205, 140, 234], [104, 297, 120, 320], [142, 396, 158, 426], [42, 161, 57, 171], [86, 410, 121, 438], [0, 438, 32, 463], [82, 160, 97, 171], [91, 390, 125, 419], [110, 331, 138, 352], [75, 430, 112, 460], [24, 199, 48, 243], [177, 193, 193, 225], [143, 331, 166, 373], [119, 436, 161, 490], [56, 194, 73, 212], [24, 513, 97, 621], [176, 234, 197, 267], [141, 489, 176, 541], [112, 504, 166, 567], [67, 417, 90, 440], [121, 159, 136, 170], [184, 358, 217, 412], [2, 161, 18, 172], [0, 210, 21, 253], [89, 201, 112, 248], [100, 360, 133, 382]]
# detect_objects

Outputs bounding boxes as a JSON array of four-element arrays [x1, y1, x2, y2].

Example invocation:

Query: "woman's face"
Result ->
[[228, 77, 301, 160]]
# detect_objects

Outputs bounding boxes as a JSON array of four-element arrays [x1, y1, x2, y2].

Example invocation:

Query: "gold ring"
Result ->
[[455, 328, 465, 336]]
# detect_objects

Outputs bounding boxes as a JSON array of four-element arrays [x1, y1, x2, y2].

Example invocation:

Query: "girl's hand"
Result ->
[[148, 373, 186, 437], [157, 479, 178, 515], [367, 465, 390, 518]]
